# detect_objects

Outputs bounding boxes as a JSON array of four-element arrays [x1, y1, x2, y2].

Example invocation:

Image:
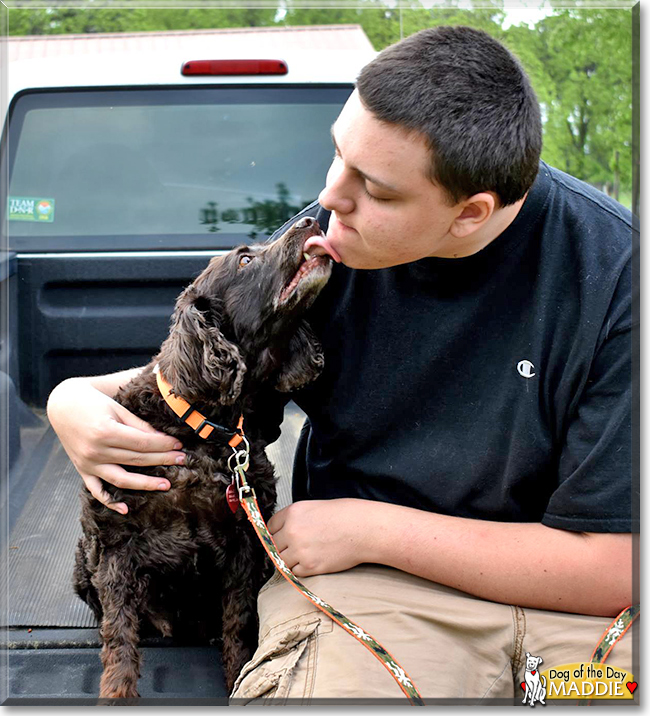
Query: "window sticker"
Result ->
[[8, 197, 55, 222]]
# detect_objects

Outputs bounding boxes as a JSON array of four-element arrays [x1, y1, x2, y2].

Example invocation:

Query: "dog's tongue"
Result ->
[[304, 235, 342, 263]]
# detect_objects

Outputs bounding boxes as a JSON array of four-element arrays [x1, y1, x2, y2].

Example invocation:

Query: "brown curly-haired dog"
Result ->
[[72, 217, 332, 699]]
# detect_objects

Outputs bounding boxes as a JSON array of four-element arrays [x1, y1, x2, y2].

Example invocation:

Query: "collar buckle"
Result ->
[[195, 418, 239, 442]]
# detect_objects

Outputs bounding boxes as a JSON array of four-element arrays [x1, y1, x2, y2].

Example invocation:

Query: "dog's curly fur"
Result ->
[[72, 218, 331, 699]]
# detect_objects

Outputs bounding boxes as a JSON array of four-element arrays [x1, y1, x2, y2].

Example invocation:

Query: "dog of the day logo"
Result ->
[[520, 652, 636, 704], [521, 653, 546, 706]]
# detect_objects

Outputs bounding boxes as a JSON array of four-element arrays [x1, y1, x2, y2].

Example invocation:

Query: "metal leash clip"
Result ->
[[227, 436, 255, 502]]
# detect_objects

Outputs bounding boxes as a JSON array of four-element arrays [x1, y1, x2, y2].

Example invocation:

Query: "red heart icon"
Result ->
[[531, 670, 536, 676], [520, 682, 526, 691], [626, 682, 638, 694]]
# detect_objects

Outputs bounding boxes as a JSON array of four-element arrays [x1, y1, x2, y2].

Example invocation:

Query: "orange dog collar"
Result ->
[[154, 364, 244, 448]]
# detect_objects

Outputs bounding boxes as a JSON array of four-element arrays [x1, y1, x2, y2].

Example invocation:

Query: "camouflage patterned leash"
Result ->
[[228, 440, 425, 705], [589, 604, 639, 665], [577, 604, 639, 706]]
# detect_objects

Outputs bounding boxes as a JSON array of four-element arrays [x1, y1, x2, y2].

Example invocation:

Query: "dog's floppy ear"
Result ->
[[275, 321, 325, 392], [157, 288, 246, 405]]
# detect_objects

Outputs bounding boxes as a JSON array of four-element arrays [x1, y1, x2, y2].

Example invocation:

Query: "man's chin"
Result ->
[[339, 255, 392, 270]]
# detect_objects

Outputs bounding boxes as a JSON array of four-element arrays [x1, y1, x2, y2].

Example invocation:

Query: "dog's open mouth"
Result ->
[[278, 254, 330, 304], [277, 223, 337, 306]]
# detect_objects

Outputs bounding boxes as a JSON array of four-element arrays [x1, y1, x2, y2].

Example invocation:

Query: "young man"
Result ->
[[48, 27, 636, 701]]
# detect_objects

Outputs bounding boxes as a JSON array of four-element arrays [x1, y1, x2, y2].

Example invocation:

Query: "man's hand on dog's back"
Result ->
[[47, 368, 186, 514]]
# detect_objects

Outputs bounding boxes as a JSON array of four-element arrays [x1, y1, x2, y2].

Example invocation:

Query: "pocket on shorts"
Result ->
[[231, 613, 332, 703]]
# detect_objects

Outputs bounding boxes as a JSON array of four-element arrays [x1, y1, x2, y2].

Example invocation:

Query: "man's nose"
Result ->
[[319, 163, 355, 215]]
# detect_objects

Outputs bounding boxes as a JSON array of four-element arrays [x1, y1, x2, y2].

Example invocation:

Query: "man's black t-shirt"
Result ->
[[268, 162, 637, 533]]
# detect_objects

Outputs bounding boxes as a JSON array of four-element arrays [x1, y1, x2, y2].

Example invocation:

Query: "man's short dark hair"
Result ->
[[356, 26, 542, 206]]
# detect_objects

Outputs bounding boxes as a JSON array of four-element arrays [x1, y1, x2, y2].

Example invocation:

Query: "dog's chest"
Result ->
[[143, 480, 235, 529]]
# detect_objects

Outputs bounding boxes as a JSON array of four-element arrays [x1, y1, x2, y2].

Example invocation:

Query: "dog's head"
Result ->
[[525, 653, 543, 672], [156, 217, 335, 406]]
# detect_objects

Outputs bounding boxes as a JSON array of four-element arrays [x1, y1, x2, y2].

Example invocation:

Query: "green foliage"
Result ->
[[7, 1, 633, 203], [525, 9, 633, 198], [7, 3, 277, 35], [281, 0, 506, 52], [281, 1, 399, 49], [398, 2, 506, 42]]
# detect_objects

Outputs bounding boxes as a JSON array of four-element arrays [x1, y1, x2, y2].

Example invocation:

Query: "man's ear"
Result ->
[[156, 287, 246, 405], [275, 321, 325, 392], [449, 192, 496, 238]]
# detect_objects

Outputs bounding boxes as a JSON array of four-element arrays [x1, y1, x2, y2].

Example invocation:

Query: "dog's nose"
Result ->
[[295, 216, 316, 229]]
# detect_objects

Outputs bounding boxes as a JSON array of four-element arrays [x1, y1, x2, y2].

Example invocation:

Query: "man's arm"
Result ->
[[82, 366, 145, 397], [47, 369, 186, 512], [268, 498, 633, 618]]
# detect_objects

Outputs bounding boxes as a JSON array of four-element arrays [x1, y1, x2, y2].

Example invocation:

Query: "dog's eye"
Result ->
[[239, 255, 254, 267]]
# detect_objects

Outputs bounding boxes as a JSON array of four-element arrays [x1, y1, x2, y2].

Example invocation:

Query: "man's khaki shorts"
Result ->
[[230, 564, 637, 704]]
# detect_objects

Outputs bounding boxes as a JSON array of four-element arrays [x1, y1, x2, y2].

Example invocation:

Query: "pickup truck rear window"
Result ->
[[4, 86, 350, 252]]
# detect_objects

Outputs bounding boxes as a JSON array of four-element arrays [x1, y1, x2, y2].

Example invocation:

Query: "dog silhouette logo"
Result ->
[[522, 652, 547, 706]]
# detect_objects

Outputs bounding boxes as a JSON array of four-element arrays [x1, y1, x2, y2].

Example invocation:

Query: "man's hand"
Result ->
[[47, 375, 186, 514], [268, 499, 370, 577]]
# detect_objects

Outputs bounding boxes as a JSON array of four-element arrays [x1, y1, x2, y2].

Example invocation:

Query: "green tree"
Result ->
[[507, 9, 633, 198], [398, 1, 506, 45], [281, 1, 401, 50], [7, 4, 55, 35], [281, 0, 505, 51], [7, 2, 278, 36]]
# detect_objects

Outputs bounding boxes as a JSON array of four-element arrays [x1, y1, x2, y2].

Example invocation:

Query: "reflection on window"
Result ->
[[199, 182, 307, 239], [7, 93, 345, 241]]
